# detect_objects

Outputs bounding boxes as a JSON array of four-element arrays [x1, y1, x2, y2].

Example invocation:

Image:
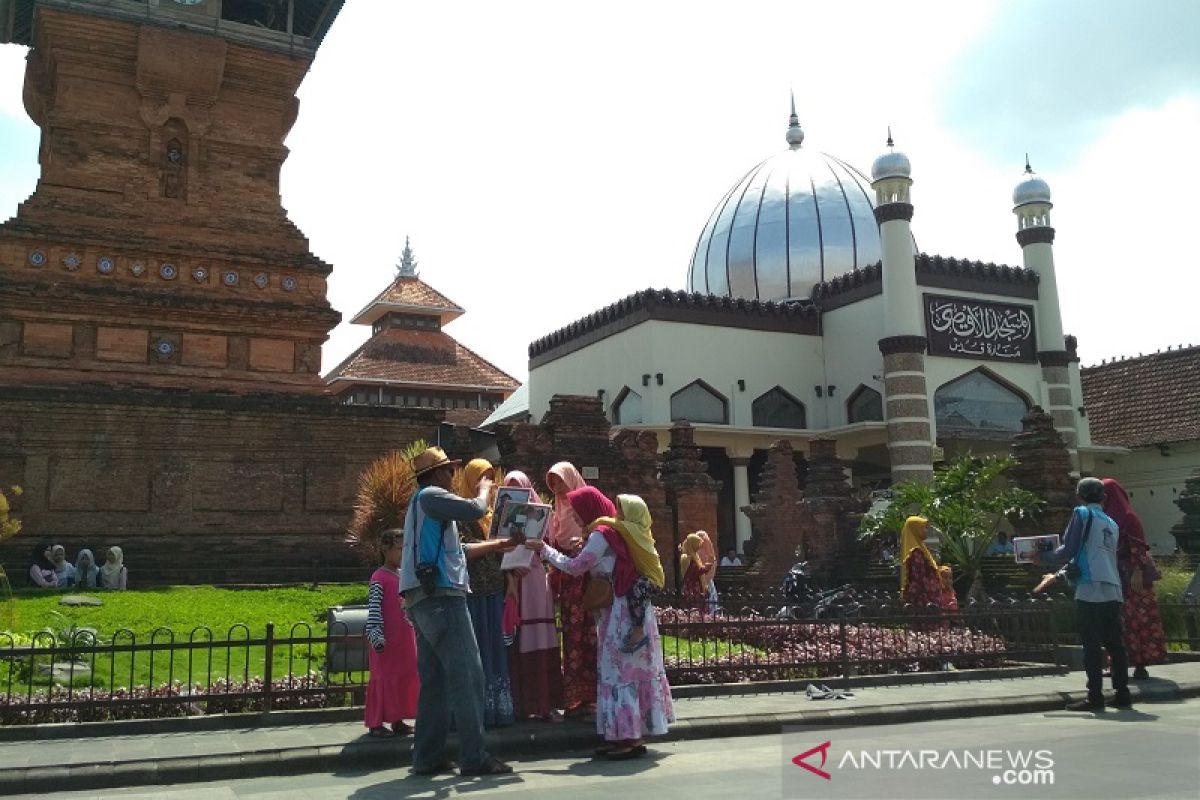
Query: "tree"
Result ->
[[858, 455, 1043, 600], [0, 485, 23, 629]]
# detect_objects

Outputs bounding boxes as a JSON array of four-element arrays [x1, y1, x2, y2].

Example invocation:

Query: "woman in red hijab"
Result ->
[[1101, 478, 1166, 678], [545, 462, 597, 716]]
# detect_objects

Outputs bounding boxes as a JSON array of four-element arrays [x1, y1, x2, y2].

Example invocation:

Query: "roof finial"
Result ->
[[785, 89, 804, 149], [396, 236, 419, 278], [1024, 153, 1033, 174], [886, 126, 894, 148]]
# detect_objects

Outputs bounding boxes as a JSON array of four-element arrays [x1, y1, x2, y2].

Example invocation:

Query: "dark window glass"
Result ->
[[613, 388, 643, 425], [847, 386, 884, 423], [935, 371, 1028, 436], [670, 381, 727, 424], [751, 387, 806, 429]]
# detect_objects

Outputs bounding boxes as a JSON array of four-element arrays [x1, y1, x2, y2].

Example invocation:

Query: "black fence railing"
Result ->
[[0, 622, 369, 725], [3, 593, 1195, 726], [654, 590, 1061, 685]]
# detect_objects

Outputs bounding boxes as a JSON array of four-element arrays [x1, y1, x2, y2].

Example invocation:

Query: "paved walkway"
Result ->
[[1, 663, 1197, 795]]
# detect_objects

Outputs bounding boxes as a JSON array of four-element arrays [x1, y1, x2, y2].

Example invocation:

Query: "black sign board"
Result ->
[[924, 294, 1037, 362]]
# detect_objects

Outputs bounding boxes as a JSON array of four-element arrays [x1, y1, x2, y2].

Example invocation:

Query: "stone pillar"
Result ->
[[743, 440, 810, 589], [1172, 470, 1200, 555], [659, 421, 720, 591], [1008, 406, 1075, 538], [803, 439, 858, 580], [613, 428, 673, 565], [731, 457, 752, 553], [879, 335, 934, 484]]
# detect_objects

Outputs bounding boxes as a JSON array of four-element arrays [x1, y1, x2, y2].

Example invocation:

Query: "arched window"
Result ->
[[612, 387, 643, 425], [846, 385, 884, 423], [751, 386, 806, 429], [934, 369, 1030, 437], [670, 380, 727, 424]]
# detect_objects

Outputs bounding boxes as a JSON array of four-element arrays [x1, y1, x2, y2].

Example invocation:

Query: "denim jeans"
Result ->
[[1077, 600, 1129, 701], [406, 593, 491, 771]]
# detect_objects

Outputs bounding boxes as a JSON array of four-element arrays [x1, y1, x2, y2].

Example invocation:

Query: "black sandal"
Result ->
[[368, 726, 395, 738], [412, 758, 457, 776], [460, 756, 514, 776], [605, 744, 648, 760]]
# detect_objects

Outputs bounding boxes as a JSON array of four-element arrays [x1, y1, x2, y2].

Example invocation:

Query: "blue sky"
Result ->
[[1, 0, 1197, 380]]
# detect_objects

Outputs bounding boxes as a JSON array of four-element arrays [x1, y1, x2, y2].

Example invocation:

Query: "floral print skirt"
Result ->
[[594, 594, 674, 742]]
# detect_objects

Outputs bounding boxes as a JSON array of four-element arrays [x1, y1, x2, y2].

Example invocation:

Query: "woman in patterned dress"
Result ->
[[527, 486, 674, 760], [1102, 478, 1167, 678], [546, 461, 597, 716], [899, 516, 959, 612]]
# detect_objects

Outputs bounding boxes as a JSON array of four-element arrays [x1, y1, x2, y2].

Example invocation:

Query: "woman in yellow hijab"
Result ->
[[453, 458, 515, 726], [608, 495, 665, 653], [899, 516, 958, 611], [679, 532, 713, 612]]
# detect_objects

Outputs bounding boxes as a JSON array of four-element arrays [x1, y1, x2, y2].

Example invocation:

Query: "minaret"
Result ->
[[1013, 159, 1080, 473], [871, 131, 933, 483]]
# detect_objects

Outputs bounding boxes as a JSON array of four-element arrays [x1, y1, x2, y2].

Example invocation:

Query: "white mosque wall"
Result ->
[[528, 320, 826, 429], [820, 294, 886, 427], [1092, 440, 1200, 554]]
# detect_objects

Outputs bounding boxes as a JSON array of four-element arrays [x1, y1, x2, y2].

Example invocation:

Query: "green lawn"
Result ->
[[1, 585, 369, 694]]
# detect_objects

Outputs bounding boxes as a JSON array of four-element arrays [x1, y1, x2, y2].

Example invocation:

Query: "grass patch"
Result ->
[[1, 585, 370, 694], [660, 634, 766, 660]]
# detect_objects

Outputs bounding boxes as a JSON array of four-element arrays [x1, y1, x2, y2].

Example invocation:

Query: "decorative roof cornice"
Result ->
[[810, 254, 1041, 309], [529, 288, 819, 368]]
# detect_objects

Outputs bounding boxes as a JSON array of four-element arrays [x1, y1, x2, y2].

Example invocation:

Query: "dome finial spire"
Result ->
[[785, 89, 804, 149], [1024, 153, 1033, 174], [886, 126, 894, 148]]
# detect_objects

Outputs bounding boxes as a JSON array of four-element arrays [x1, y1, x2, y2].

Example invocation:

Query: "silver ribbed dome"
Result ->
[[687, 132, 883, 301], [1013, 159, 1052, 207]]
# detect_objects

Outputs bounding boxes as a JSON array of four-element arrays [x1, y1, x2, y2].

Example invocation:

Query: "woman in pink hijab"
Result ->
[[1101, 478, 1167, 678], [499, 471, 564, 719], [546, 461, 597, 716]]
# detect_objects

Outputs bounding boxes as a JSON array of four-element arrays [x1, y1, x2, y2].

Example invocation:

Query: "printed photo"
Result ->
[[489, 486, 533, 538], [1012, 534, 1061, 565]]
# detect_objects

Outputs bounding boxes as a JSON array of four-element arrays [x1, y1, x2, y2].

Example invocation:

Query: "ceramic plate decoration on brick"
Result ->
[[160, 263, 178, 280], [130, 261, 146, 276], [28, 250, 46, 267], [223, 270, 239, 287], [282, 276, 297, 291], [97, 256, 115, 274], [192, 268, 208, 283], [63, 252, 81, 270], [254, 272, 269, 288], [155, 338, 174, 356]]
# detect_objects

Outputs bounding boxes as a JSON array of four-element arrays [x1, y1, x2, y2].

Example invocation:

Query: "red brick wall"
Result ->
[[0, 386, 444, 584]]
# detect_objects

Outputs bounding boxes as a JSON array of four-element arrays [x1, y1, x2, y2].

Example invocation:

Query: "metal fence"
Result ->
[[654, 591, 1061, 685], [2, 593, 1196, 725], [0, 622, 369, 725]]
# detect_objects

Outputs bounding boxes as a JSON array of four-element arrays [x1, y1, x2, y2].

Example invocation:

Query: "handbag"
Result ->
[[581, 575, 614, 611]]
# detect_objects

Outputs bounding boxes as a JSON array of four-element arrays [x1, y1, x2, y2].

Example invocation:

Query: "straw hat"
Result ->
[[411, 446, 461, 477]]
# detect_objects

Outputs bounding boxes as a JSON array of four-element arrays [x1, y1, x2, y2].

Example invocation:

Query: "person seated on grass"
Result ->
[[27, 541, 56, 588], [75, 548, 100, 589], [99, 546, 127, 590], [50, 545, 77, 588]]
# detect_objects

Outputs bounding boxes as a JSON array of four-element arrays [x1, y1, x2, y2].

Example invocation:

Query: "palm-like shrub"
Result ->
[[346, 441, 427, 563]]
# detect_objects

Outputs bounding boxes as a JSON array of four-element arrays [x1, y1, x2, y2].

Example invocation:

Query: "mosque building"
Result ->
[[511, 105, 1116, 554]]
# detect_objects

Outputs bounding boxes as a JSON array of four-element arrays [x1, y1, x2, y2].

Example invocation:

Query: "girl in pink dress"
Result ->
[[364, 529, 420, 737]]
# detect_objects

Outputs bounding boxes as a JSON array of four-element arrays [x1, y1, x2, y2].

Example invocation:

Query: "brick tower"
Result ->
[[0, 0, 344, 393]]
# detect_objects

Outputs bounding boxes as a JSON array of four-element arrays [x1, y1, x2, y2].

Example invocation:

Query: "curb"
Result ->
[[1, 680, 1195, 795]]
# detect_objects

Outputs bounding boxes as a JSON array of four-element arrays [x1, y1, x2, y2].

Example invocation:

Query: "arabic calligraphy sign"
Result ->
[[924, 294, 1037, 362]]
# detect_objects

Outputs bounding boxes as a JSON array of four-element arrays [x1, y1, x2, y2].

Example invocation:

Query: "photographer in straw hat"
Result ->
[[399, 446, 520, 777]]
